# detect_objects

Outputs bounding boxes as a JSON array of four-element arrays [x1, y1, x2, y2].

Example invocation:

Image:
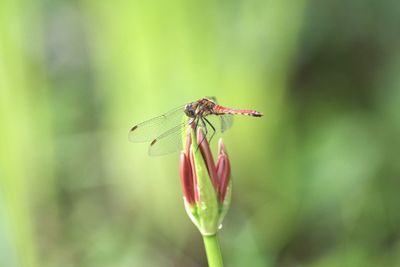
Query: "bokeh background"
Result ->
[[1, 0, 400, 266]]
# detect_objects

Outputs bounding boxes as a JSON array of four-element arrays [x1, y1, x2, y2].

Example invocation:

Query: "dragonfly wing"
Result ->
[[220, 114, 234, 133], [202, 114, 230, 135], [148, 122, 188, 156], [129, 106, 186, 142]]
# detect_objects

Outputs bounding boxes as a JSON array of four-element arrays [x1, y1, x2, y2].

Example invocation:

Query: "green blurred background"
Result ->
[[1, 0, 400, 266]]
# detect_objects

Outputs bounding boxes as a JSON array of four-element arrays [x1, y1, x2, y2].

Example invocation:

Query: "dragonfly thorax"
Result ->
[[184, 98, 217, 118]]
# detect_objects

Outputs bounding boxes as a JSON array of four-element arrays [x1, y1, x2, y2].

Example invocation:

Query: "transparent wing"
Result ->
[[147, 113, 230, 156], [129, 106, 186, 142], [203, 114, 234, 134], [148, 122, 188, 156], [220, 114, 234, 133]]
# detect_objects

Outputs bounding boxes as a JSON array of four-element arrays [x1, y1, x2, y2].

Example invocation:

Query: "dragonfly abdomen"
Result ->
[[213, 105, 263, 117]]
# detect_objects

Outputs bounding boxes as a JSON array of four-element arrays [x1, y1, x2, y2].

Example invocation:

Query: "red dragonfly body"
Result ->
[[129, 97, 263, 155], [183, 98, 263, 118]]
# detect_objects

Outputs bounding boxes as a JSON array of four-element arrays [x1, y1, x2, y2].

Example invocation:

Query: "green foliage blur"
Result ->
[[1, 0, 399, 266]]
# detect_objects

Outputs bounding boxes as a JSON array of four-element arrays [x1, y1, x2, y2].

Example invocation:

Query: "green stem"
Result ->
[[202, 234, 224, 267]]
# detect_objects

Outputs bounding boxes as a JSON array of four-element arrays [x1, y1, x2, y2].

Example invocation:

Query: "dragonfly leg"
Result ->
[[192, 116, 200, 130], [203, 117, 216, 143], [201, 117, 208, 136], [197, 117, 209, 148], [187, 118, 195, 129], [192, 117, 202, 153]]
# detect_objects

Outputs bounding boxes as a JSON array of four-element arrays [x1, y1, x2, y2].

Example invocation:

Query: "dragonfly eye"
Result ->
[[184, 105, 196, 118]]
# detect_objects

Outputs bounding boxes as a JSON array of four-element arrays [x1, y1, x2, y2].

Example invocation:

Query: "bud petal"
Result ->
[[190, 129, 219, 235], [197, 127, 218, 189], [216, 153, 230, 202], [189, 146, 199, 202], [180, 152, 195, 205], [216, 138, 232, 226]]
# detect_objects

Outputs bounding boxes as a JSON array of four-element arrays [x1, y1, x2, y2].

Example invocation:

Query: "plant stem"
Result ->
[[202, 234, 224, 267]]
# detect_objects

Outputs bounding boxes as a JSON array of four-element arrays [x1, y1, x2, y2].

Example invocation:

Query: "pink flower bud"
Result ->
[[179, 127, 232, 235]]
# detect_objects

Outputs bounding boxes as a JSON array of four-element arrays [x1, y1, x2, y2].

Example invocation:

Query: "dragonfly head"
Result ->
[[184, 103, 196, 118]]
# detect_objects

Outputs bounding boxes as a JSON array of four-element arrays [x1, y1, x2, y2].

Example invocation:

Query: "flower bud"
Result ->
[[179, 127, 232, 236]]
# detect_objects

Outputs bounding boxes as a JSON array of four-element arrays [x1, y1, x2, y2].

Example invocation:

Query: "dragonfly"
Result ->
[[129, 97, 263, 156]]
